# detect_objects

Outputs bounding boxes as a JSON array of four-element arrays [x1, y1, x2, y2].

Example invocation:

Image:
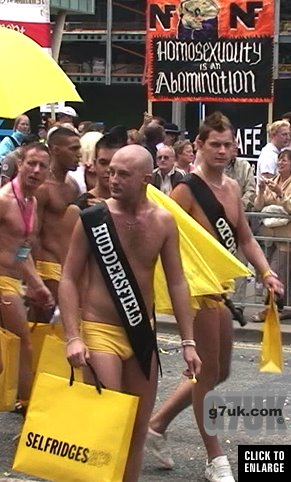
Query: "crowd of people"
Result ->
[[0, 107, 288, 482]]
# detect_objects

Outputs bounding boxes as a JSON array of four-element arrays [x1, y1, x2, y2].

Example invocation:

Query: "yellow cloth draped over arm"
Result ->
[[147, 185, 252, 314]]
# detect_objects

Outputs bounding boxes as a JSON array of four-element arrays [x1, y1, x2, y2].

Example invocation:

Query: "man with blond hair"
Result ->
[[257, 119, 290, 181]]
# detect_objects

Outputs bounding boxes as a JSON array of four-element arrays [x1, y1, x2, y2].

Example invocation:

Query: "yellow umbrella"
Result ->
[[147, 185, 252, 313], [0, 27, 82, 118]]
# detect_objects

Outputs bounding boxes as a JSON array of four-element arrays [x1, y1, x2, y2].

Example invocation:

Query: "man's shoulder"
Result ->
[[0, 185, 13, 211], [258, 142, 278, 159]]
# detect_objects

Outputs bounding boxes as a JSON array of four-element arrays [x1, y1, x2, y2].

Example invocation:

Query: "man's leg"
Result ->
[[0, 293, 33, 401], [82, 351, 123, 391], [123, 352, 158, 482], [192, 304, 232, 461], [149, 379, 192, 434]]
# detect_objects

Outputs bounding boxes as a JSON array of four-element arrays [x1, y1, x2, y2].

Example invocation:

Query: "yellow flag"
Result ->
[[147, 185, 251, 313]]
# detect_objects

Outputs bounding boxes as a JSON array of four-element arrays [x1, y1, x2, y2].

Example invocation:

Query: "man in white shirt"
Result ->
[[257, 119, 290, 181]]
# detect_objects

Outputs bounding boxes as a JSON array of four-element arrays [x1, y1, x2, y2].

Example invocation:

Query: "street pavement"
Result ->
[[1, 322, 291, 482]]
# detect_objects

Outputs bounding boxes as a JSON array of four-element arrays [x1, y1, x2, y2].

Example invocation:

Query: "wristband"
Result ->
[[181, 339, 196, 348], [66, 336, 82, 346], [262, 270, 278, 280]]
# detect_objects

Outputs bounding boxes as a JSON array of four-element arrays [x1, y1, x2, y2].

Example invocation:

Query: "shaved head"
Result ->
[[111, 144, 154, 174]]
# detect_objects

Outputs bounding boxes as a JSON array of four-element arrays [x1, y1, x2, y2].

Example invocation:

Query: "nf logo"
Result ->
[[204, 391, 288, 435], [149, 4, 176, 30], [230, 2, 263, 29]]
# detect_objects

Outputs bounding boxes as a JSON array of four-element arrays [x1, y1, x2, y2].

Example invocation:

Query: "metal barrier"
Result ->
[[232, 211, 291, 312]]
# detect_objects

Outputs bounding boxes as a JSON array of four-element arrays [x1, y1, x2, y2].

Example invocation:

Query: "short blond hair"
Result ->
[[268, 120, 290, 138]]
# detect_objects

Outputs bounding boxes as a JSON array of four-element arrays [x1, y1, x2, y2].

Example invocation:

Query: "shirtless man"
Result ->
[[0, 143, 54, 407], [31, 127, 81, 321], [59, 144, 202, 482], [148, 112, 283, 482], [63, 134, 122, 232]]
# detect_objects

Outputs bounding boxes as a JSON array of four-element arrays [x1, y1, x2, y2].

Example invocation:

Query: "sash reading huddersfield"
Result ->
[[91, 223, 142, 327], [80, 202, 157, 379]]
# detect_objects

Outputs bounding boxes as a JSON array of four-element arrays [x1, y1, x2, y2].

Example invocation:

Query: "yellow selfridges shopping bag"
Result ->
[[13, 370, 139, 482], [0, 328, 20, 411], [36, 334, 83, 382], [29, 322, 65, 374], [260, 290, 283, 373]]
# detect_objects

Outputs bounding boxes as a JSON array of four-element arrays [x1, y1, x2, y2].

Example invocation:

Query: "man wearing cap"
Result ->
[[164, 123, 181, 147], [57, 106, 78, 127]]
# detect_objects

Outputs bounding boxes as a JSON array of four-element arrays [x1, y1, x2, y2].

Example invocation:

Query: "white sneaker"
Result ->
[[146, 427, 175, 469], [205, 455, 235, 482]]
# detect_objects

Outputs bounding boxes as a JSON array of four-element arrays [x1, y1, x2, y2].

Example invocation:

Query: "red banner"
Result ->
[[146, 0, 275, 103], [0, 21, 51, 48]]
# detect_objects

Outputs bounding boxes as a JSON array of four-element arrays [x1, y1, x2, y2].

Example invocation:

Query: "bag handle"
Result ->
[[69, 361, 105, 394], [265, 288, 284, 311]]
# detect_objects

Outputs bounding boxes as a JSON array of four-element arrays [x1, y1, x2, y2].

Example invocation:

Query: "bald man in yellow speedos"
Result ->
[[59, 144, 202, 482]]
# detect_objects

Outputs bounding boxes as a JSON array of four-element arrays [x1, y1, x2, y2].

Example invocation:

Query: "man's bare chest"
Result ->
[[112, 218, 163, 268], [47, 184, 77, 215]]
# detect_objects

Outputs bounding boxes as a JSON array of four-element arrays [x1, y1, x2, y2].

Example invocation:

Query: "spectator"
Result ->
[[77, 121, 93, 136], [57, 106, 78, 127], [174, 140, 195, 174], [0, 133, 39, 186], [151, 146, 184, 195], [143, 123, 165, 167], [127, 128, 142, 145], [37, 124, 48, 143], [68, 131, 103, 194], [225, 141, 256, 211], [164, 122, 181, 146], [0, 115, 30, 164], [138, 111, 166, 138], [257, 120, 290, 181], [253, 149, 291, 320]]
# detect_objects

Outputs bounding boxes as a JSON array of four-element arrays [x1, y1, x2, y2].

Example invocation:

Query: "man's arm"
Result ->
[[58, 218, 91, 366], [236, 196, 284, 295], [62, 204, 81, 261], [33, 184, 49, 260], [18, 254, 54, 307], [159, 211, 201, 378]]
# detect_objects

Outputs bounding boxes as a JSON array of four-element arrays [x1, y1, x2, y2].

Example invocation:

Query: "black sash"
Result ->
[[180, 174, 238, 255], [80, 202, 157, 379]]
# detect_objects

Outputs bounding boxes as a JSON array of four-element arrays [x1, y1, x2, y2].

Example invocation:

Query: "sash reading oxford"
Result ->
[[91, 223, 142, 327], [215, 218, 237, 255]]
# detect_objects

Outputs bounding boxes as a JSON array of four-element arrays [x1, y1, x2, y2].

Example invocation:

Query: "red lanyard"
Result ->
[[11, 178, 34, 241]]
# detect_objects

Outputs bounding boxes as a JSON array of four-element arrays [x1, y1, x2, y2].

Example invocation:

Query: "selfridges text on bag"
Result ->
[[13, 367, 139, 482]]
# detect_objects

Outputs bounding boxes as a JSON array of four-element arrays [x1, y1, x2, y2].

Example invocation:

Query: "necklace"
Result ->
[[209, 180, 225, 189], [125, 219, 139, 230], [49, 168, 57, 181]]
